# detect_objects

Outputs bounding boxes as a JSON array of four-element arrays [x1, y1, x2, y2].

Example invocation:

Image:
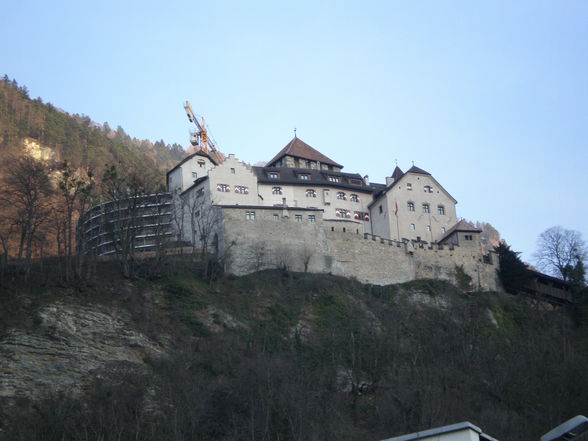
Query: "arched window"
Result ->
[[337, 192, 346, 200], [217, 184, 230, 192], [235, 185, 249, 194], [350, 194, 359, 202], [407, 202, 415, 212], [437, 205, 445, 215], [272, 187, 282, 195], [422, 203, 430, 213], [424, 185, 433, 193], [306, 189, 317, 198]]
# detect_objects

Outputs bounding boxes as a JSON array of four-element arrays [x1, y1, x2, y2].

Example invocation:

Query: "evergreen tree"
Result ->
[[494, 241, 532, 293]]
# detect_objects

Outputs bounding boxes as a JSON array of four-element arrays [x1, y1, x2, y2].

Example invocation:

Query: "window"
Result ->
[[295, 214, 302, 223], [441, 227, 446, 234], [245, 211, 255, 220], [217, 183, 230, 192], [407, 183, 412, 190], [336, 192, 346, 200], [192, 171, 197, 179], [349, 178, 362, 185], [235, 185, 249, 194], [197, 160, 205, 168], [422, 203, 430, 213], [230, 168, 235, 174], [273, 214, 279, 221], [306, 189, 317, 198], [328, 176, 340, 182], [424, 185, 432, 193], [350, 194, 359, 202], [298, 174, 309, 180], [272, 187, 282, 195], [407, 202, 415, 211], [336, 208, 351, 218], [354, 211, 370, 221], [269, 172, 279, 179], [196, 188, 204, 198], [437, 205, 445, 215], [379, 205, 383, 214], [464, 234, 473, 241], [426, 225, 431, 232], [308, 215, 316, 222], [410, 223, 416, 230]]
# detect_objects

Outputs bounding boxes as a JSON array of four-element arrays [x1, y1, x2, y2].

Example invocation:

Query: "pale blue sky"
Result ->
[[2, 0, 587, 262]]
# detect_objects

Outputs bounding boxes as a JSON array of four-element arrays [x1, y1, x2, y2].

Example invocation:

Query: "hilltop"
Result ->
[[1, 261, 587, 441]]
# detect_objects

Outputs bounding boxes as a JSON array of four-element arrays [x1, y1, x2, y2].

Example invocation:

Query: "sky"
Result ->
[[2, 0, 587, 262]]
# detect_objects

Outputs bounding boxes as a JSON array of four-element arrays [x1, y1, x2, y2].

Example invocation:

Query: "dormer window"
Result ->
[[350, 194, 359, 202], [298, 174, 310, 181], [349, 179, 362, 185], [269, 172, 279, 179], [306, 189, 317, 198], [336, 192, 346, 200], [328, 176, 340, 183], [272, 187, 282, 195], [424, 185, 432, 193], [407, 183, 413, 190]]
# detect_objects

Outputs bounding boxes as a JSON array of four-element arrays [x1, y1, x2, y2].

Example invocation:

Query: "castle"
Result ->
[[165, 137, 499, 290]]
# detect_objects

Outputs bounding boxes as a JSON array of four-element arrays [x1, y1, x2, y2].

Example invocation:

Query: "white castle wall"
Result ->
[[220, 207, 499, 290]]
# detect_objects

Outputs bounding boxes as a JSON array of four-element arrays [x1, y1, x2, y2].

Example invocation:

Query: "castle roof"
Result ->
[[368, 164, 457, 208], [267, 137, 343, 169], [253, 167, 374, 193], [391, 166, 404, 181], [438, 220, 482, 243], [406, 165, 430, 175]]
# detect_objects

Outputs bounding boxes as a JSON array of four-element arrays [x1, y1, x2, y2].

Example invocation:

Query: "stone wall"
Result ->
[[221, 207, 499, 290]]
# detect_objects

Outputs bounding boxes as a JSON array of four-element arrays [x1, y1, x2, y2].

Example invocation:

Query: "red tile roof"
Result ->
[[267, 137, 343, 168]]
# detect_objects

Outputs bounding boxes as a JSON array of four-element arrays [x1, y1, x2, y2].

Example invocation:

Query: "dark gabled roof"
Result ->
[[253, 166, 375, 193], [391, 166, 404, 181], [368, 164, 457, 208], [267, 137, 343, 169], [166, 148, 222, 176], [406, 165, 431, 175], [438, 220, 482, 243]]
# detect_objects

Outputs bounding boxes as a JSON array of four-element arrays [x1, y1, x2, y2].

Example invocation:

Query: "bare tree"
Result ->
[[534, 226, 587, 280], [100, 163, 161, 278], [0, 155, 53, 274], [53, 160, 94, 281]]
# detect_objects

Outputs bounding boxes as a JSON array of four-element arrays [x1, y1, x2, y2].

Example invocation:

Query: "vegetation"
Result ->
[[494, 241, 533, 294], [0, 76, 187, 278], [1, 264, 587, 441]]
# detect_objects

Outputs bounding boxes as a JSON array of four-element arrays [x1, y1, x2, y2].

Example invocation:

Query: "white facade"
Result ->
[[168, 140, 467, 245], [370, 170, 457, 242]]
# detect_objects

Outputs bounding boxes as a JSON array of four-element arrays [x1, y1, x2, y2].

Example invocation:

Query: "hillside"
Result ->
[[0, 75, 186, 183], [1, 262, 587, 441]]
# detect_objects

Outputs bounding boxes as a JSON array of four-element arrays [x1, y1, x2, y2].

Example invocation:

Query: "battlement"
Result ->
[[220, 207, 499, 290]]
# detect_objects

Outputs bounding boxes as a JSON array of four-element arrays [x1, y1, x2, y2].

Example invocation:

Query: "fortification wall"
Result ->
[[221, 208, 499, 290]]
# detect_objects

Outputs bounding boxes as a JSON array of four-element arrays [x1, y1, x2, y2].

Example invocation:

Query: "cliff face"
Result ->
[[0, 302, 165, 400], [0, 267, 586, 441]]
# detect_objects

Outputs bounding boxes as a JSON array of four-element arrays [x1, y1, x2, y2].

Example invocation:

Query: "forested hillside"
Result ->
[[1, 263, 587, 441], [0, 76, 187, 266], [0, 75, 186, 181]]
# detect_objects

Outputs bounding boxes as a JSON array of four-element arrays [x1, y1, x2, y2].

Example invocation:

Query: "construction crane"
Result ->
[[184, 101, 216, 153]]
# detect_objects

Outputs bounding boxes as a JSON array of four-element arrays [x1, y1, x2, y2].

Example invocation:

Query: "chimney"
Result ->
[[363, 175, 370, 185], [228, 153, 235, 159]]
